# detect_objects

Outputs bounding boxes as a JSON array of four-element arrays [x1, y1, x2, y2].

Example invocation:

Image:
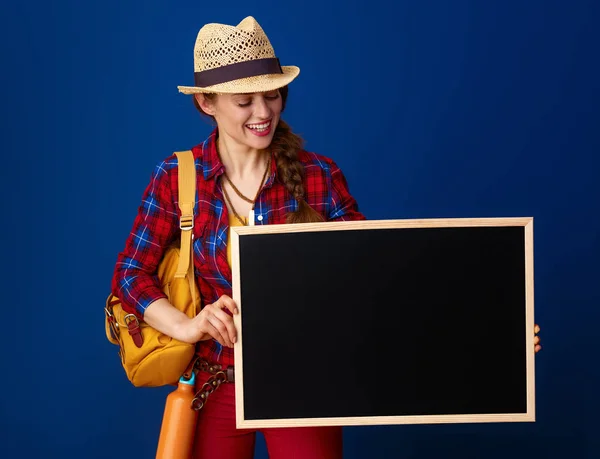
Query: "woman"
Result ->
[[112, 16, 361, 459], [112, 16, 542, 459]]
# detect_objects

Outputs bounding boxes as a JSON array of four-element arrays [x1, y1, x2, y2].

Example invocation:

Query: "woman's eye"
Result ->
[[237, 93, 278, 106]]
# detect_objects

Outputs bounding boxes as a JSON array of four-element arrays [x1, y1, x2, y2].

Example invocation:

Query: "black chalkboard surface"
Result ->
[[230, 218, 535, 428]]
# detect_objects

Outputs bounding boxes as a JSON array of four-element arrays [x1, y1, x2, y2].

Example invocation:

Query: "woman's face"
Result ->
[[199, 90, 283, 152]]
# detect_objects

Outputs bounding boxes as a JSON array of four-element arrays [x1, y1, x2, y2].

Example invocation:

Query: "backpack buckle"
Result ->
[[180, 214, 194, 231], [105, 306, 120, 339]]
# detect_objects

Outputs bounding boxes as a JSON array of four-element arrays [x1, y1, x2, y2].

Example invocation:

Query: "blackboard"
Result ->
[[230, 218, 535, 428]]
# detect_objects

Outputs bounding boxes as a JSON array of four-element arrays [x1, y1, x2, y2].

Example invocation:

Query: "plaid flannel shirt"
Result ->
[[112, 129, 365, 366]]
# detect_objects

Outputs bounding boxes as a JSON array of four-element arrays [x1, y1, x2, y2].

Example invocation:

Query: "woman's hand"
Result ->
[[184, 294, 239, 348], [534, 324, 542, 353]]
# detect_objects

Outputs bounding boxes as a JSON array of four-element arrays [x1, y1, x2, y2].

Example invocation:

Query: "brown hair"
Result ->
[[194, 86, 324, 224]]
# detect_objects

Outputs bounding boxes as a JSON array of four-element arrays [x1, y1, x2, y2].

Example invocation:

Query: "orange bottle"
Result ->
[[156, 372, 198, 459]]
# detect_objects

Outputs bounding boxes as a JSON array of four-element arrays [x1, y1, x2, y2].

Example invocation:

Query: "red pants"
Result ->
[[192, 378, 342, 459]]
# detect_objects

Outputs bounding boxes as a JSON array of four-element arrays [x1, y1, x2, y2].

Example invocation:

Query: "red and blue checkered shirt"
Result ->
[[112, 129, 365, 366]]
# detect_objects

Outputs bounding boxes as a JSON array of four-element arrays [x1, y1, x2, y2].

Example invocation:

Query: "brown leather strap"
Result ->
[[126, 319, 143, 348], [194, 358, 235, 382], [225, 367, 235, 383], [182, 356, 199, 380]]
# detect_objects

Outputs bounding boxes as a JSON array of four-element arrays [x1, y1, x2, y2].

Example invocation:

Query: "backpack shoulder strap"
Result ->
[[173, 150, 196, 279]]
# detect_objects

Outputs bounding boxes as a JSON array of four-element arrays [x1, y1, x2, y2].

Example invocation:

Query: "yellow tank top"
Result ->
[[227, 213, 247, 267]]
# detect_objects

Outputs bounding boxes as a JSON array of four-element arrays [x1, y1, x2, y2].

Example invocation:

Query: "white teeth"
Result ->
[[246, 121, 271, 131]]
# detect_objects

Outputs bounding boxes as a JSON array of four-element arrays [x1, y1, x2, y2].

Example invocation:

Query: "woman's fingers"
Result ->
[[211, 307, 238, 345], [207, 295, 238, 346], [217, 294, 239, 315], [200, 302, 237, 347], [205, 313, 233, 347], [193, 295, 239, 347], [534, 324, 541, 353], [203, 319, 231, 348]]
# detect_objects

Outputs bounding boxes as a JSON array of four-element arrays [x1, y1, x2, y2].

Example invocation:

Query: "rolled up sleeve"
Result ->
[[111, 159, 179, 318]]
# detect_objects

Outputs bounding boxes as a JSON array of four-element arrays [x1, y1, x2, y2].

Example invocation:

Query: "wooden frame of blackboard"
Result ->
[[230, 217, 535, 428]]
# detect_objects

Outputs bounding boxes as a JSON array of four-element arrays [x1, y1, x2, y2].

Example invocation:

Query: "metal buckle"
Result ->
[[124, 314, 139, 327], [180, 214, 194, 231], [105, 307, 120, 339]]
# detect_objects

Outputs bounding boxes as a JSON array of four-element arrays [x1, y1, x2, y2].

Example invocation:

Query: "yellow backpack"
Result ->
[[105, 151, 201, 387]]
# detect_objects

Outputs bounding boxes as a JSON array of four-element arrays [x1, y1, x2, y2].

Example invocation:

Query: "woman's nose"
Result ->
[[254, 97, 271, 119]]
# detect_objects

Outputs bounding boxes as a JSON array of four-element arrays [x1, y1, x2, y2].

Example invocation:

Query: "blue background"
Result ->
[[1, 0, 598, 458]]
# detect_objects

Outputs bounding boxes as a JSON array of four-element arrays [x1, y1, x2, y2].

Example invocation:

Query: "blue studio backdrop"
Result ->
[[1, 1, 598, 458]]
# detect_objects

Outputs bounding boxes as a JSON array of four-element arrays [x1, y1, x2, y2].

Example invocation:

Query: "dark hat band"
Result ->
[[194, 57, 283, 88]]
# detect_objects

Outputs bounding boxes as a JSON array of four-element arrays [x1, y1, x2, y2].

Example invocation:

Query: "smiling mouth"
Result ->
[[245, 120, 271, 132]]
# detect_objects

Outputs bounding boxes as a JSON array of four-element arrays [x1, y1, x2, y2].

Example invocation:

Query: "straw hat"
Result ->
[[177, 16, 300, 95]]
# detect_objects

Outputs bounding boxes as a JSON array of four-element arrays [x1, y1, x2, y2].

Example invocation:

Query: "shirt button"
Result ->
[[257, 214, 263, 221]]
